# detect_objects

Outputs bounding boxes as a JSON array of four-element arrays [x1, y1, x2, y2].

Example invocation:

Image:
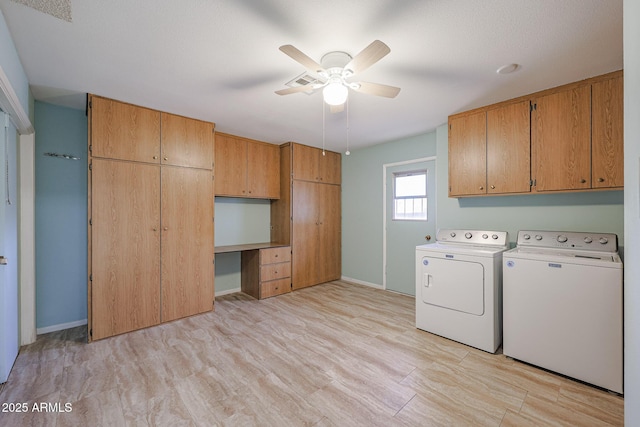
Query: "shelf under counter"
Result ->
[[214, 242, 289, 254]]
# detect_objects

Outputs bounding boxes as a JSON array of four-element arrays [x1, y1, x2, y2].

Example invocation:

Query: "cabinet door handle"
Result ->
[[163, 157, 168, 161], [598, 177, 605, 183], [580, 179, 587, 184], [490, 185, 495, 189], [479, 186, 484, 190], [163, 227, 168, 231], [153, 156, 158, 160]]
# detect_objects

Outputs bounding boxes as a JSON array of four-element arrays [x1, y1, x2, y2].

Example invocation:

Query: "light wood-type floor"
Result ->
[[0, 281, 624, 426]]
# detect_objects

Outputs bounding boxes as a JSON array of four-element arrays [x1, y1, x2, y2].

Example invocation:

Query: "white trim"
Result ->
[[0, 65, 33, 135], [340, 276, 383, 289], [19, 133, 36, 345], [36, 319, 87, 335], [215, 287, 241, 297], [382, 156, 437, 290]]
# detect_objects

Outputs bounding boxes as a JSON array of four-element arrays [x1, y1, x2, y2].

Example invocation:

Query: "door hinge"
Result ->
[[89, 274, 92, 282], [530, 179, 536, 187], [530, 103, 537, 112], [89, 162, 92, 171], [89, 218, 92, 226], [89, 144, 92, 154], [89, 328, 92, 337]]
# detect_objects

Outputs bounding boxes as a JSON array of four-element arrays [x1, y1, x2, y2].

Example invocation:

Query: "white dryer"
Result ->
[[415, 229, 509, 353], [503, 230, 623, 393]]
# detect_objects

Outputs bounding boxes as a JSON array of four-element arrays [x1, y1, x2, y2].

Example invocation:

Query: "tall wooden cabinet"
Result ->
[[271, 142, 341, 290], [88, 95, 215, 340]]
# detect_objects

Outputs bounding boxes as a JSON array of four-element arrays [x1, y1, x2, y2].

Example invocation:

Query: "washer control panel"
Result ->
[[436, 229, 508, 246], [516, 230, 618, 252]]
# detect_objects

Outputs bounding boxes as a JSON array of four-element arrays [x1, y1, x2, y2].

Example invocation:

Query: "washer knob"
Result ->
[[523, 234, 531, 240], [492, 234, 499, 240], [584, 237, 593, 244], [464, 232, 472, 239], [599, 237, 609, 244], [450, 232, 456, 238], [482, 234, 488, 239], [557, 235, 568, 243], [535, 235, 543, 241]]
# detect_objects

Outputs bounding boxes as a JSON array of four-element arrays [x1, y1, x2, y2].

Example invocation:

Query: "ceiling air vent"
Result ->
[[285, 72, 324, 94]]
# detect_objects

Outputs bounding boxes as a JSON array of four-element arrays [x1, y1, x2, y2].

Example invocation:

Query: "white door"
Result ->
[[385, 159, 436, 295], [0, 111, 19, 384]]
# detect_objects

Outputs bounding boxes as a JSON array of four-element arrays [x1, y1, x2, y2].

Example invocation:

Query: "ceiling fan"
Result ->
[[275, 40, 401, 110]]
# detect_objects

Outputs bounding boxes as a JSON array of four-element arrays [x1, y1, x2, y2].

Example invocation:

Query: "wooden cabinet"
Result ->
[[241, 246, 291, 299], [214, 132, 280, 199], [448, 70, 623, 197], [91, 159, 161, 340], [292, 143, 341, 185], [533, 84, 592, 192], [592, 75, 624, 188], [272, 143, 341, 291], [160, 113, 214, 169], [448, 111, 486, 196], [160, 167, 214, 322], [88, 95, 215, 340], [90, 96, 213, 170]]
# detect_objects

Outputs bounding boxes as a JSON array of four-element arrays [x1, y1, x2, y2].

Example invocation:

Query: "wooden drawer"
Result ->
[[260, 278, 291, 299], [261, 262, 291, 281], [261, 246, 290, 264]]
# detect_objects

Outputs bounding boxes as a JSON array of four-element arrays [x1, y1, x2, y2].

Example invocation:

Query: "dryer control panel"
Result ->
[[436, 229, 508, 247], [515, 230, 618, 253]]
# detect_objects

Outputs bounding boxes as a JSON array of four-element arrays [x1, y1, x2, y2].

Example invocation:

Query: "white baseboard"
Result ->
[[215, 287, 242, 297], [37, 319, 87, 335], [340, 276, 384, 290]]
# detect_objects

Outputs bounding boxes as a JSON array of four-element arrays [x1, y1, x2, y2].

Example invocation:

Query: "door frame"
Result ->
[[382, 156, 437, 290]]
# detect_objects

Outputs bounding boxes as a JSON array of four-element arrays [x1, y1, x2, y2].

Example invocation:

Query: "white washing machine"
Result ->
[[415, 229, 509, 353], [503, 230, 623, 394]]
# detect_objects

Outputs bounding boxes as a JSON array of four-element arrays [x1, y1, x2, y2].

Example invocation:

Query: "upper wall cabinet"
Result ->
[[90, 96, 161, 163], [89, 95, 213, 170], [214, 132, 280, 199], [591, 75, 624, 189], [292, 143, 341, 185], [160, 113, 214, 170], [448, 70, 623, 197]]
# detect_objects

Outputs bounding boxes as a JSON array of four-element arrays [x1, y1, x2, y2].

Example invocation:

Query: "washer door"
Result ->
[[420, 257, 484, 315]]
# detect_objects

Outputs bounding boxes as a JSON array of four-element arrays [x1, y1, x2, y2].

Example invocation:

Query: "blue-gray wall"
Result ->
[[342, 125, 624, 291], [34, 101, 87, 330]]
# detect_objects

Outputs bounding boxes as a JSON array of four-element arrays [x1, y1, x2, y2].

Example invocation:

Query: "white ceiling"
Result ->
[[0, 0, 623, 152]]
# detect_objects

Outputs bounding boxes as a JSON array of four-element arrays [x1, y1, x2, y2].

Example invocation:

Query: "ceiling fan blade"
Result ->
[[353, 81, 401, 98], [344, 40, 391, 75], [330, 104, 344, 114], [275, 85, 317, 95], [279, 45, 325, 74]]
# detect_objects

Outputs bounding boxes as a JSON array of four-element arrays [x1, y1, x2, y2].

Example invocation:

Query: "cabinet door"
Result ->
[[90, 96, 161, 163], [448, 111, 487, 196], [533, 85, 591, 191], [592, 76, 623, 188], [317, 184, 341, 283], [486, 101, 531, 194], [214, 134, 247, 196], [319, 150, 341, 185], [91, 159, 161, 340], [292, 143, 321, 182], [292, 180, 320, 289], [247, 141, 280, 198], [161, 167, 214, 322], [161, 113, 213, 170]]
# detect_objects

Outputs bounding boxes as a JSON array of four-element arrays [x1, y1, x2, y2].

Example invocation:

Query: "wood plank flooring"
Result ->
[[0, 281, 624, 426]]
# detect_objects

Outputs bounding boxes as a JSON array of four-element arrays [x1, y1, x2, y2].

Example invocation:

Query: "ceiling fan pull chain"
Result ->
[[346, 98, 350, 156], [322, 98, 326, 156]]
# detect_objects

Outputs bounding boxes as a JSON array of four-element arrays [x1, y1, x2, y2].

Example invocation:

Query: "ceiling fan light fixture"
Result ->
[[323, 82, 348, 106]]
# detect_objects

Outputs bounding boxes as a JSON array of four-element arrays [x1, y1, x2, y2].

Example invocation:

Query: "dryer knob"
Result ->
[[535, 235, 543, 241], [492, 234, 499, 240], [482, 234, 488, 239], [584, 237, 593, 244], [557, 235, 568, 243], [464, 232, 472, 239], [523, 234, 531, 240], [599, 237, 609, 244], [450, 232, 456, 238]]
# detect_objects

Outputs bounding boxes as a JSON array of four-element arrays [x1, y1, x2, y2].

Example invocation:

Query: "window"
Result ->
[[393, 170, 427, 221]]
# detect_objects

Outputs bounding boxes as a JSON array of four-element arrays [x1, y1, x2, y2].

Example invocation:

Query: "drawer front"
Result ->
[[261, 262, 291, 281], [260, 278, 291, 299], [261, 246, 291, 264]]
